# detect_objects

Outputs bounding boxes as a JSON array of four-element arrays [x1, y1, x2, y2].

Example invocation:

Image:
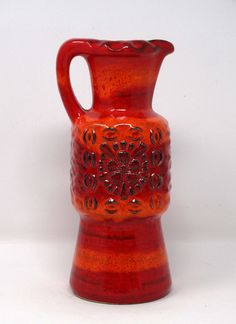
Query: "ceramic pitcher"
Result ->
[[56, 38, 174, 303]]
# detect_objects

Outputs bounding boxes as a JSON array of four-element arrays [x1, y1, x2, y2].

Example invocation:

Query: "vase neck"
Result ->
[[86, 42, 173, 114], [89, 55, 158, 112]]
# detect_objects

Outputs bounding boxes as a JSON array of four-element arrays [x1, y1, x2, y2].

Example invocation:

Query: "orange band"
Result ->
[[74, 247, 167, 273]]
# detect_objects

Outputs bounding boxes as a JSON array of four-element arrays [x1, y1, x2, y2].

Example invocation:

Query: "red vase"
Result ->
[[56, 39, 174, 304]]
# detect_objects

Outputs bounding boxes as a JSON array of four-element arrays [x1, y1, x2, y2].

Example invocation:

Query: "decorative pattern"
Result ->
[[83, 151, 96, 167], [70, 123, 170, 220], [104, 198, 118, 215], [149, 195, 162, 210], [99, 141, 149, 200], [150, 173, 163, 189], [150, 150, 163, 166], [83, 174, 97, 190], [150, 128, 162, 145], [128, 199, 142, 215], [68, 39, 174, 56], [84, 197, 97, 210], [83, 129, 96, 144]]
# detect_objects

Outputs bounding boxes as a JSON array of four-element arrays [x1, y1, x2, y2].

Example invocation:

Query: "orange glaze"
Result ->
[[75, 247, 167, 273]]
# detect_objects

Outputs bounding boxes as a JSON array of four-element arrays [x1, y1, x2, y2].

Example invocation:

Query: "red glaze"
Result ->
[[56, 39, 174, 304]]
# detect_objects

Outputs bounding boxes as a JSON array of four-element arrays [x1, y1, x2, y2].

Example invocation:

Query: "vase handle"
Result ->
[[56, 39, 91, 123]]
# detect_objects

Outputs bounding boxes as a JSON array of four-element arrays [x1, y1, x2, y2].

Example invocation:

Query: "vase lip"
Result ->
[[65, 38, 174, 56]]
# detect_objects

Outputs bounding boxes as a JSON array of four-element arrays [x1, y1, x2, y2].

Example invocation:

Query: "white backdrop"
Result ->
[[0, 0, 235, 323]]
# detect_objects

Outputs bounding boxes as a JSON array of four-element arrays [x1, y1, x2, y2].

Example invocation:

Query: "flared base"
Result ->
[[70, 216, 171, 304]]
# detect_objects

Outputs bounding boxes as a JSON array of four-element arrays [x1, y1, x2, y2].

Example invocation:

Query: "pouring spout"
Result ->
[[149, 39, 175, 56]]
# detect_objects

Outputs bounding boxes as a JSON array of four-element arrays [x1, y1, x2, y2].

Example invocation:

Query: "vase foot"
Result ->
[[70, 216, 171, 304]]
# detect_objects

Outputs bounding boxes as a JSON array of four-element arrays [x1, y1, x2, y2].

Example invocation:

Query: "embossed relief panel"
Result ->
[[71, 122, 170, 221]]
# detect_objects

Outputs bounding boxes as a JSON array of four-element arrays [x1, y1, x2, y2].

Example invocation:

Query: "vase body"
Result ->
[[56, 39, 174, 304]]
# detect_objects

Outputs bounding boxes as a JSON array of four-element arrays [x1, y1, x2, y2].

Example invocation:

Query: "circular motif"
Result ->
[[151, 150, 163, 166], [83, 129, 96, 144], [83, 151, 96, 167], [149, 195, 162, 210], [84, 174, 97, 190], [84, 197, 97, 210], [150, 173, 163, 189], [99, 141, 149, 199], [128, 199, 142, 214], [104, 198, 118, 214], [150, 128, 162, 145], [103, 127, 118, 141]]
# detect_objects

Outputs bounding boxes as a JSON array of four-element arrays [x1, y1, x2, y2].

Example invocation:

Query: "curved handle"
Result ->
[[56, 39, 91, 123]]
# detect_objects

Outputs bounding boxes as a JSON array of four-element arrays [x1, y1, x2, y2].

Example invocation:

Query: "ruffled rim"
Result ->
[[67, 39, 174, 56]]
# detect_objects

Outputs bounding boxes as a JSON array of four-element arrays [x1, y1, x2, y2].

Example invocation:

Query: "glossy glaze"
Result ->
[[56, 38, 174, 304]]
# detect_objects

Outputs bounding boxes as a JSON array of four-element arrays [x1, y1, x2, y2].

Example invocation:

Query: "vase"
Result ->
[[56, 38, 174, 304]]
